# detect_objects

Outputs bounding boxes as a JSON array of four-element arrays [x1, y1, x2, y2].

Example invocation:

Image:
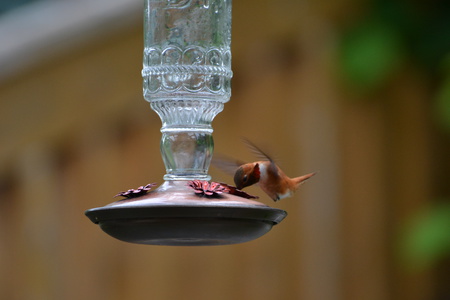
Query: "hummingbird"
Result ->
[[212, 139, 316, 201]]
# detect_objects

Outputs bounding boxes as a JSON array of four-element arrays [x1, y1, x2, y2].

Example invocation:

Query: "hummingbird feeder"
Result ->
[[85, 0, 287, 246]]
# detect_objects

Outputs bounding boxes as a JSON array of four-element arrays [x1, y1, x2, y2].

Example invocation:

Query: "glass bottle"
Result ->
[[142, 0, 232, 181]]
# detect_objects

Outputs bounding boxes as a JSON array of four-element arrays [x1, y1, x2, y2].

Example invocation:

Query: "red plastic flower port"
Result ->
[[187, 180, 227, 197], [187, 180, 258, 199], [114, 183, 157, 199]]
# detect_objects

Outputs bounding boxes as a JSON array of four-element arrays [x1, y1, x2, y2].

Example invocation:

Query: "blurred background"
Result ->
[[1, 0, 449, 299]]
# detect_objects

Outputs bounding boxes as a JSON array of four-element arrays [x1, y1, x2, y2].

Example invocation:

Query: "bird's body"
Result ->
[[234, 160, 315, 201], [214, 139, 315, 201]]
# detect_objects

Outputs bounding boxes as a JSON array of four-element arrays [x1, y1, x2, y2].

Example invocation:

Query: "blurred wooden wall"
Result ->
[[0, 1, 438, 299]]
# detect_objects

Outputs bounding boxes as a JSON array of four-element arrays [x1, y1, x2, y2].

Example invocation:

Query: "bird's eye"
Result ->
[[243, 175, 248, 182]]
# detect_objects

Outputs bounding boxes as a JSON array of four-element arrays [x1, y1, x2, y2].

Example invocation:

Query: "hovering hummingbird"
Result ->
[[212, 139, 316, 201]]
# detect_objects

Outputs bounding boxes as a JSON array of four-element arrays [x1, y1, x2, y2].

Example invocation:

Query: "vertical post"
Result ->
[[142, 0, 232, 181]]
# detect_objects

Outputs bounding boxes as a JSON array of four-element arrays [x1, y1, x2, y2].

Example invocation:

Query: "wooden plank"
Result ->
[[58, 124, 124, 300], [386, 71, 434, 300], [291, 42, 343, 300], [12, 144, 62, 299], [340, 99, 390, 300]]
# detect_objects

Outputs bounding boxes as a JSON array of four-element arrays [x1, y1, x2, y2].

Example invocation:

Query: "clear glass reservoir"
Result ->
[[142, 0, 232, 180]]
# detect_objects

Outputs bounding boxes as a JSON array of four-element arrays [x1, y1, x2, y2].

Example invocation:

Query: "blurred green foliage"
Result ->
[[338, 0, 450, 131], [399, 202, 450, 270], [340, 18, 403, 91]]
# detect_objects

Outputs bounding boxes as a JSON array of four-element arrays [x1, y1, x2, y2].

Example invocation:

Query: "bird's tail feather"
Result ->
[[293, 172, 317, 189]]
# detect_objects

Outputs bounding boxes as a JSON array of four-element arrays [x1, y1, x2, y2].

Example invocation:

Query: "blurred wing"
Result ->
[[242, 138, 272, 161], [211, 154, 245, 176], [242, 138, 279, 177]]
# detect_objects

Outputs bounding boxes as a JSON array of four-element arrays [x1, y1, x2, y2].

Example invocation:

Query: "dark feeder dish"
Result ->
[[85, 181, 287, 246]]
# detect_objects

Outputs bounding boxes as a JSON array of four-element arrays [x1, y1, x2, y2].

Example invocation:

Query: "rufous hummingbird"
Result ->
[[213, 139, 316, 201]]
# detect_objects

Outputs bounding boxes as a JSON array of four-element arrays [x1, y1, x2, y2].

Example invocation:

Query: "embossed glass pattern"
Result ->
[[143, 0, 232, 180]]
